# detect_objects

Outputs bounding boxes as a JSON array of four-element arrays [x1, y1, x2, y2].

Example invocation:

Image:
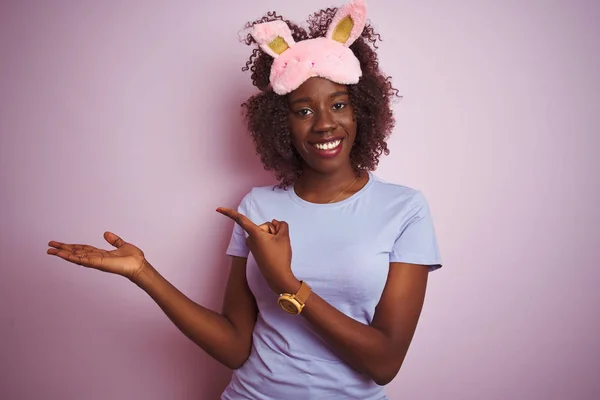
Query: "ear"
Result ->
[[326, 0, 367, 47], [250, 20, 296, 58]]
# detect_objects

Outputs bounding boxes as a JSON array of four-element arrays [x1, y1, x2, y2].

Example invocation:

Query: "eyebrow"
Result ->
[[289, 91, 349, 106]]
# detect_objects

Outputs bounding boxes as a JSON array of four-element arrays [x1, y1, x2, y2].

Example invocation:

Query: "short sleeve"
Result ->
[[225, 192, 253, 258], [390, 191, 442, 272]]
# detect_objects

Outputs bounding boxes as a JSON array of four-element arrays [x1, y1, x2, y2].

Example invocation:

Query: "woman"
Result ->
[[47, 0, 442, 398]]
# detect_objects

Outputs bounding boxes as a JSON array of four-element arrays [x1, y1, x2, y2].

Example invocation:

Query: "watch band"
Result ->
[[295, 281, 311, 304]]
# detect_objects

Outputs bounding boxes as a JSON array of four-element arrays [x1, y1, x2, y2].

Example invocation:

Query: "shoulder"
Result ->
[[366, 174, 434, 220], [246, 184, 289, 201], [368, 174, 423, 203], [237, 184, 289, 209]]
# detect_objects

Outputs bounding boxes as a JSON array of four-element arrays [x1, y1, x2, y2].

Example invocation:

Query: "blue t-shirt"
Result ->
[[222, 173, 442, 399]]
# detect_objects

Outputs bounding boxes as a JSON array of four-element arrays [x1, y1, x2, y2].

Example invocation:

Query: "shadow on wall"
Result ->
[[0, 80, 274, 400], [220, 84, 278, 189], [136, 327, 234, 399], [0, 254, 236, 400], [171, 86, 274, 396]]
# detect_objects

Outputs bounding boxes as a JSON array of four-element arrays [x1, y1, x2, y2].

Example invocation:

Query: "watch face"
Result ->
[[279, 298, 299, 314]]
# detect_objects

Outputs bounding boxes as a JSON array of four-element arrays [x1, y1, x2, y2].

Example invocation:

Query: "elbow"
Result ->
[[368, 343, 410, 385], [373, 374, 396, 386], [369, 361, 402, 386], [222, 352, 250, 370], [218, 333, 253, 370], [215, 344, 251, 370], [224, 359, 245, 370]]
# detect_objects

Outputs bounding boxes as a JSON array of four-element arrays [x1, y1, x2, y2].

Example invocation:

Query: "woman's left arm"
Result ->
[[216, 208, 431, 385], [279, 262, 429, 386]]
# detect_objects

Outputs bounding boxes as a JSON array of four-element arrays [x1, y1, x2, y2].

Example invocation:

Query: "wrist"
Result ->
[[277, 275, 301, 295], [129, 259, 155, 287]]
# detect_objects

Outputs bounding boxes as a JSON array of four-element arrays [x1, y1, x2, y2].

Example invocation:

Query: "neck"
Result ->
[[294, 163, 364, 202]]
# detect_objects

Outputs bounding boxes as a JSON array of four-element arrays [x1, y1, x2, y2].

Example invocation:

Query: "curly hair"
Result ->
[[241, 8, 399, 188]]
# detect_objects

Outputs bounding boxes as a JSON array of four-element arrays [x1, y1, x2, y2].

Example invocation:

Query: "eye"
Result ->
[[332, 102, 347, 111], [295, 108, 313, 117]]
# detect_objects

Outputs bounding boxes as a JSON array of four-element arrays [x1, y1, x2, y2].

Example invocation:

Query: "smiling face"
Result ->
[[287, 77, 357, 176]]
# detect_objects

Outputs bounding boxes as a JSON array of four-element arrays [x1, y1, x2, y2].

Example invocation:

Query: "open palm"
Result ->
[[47, 231, 146, 279]]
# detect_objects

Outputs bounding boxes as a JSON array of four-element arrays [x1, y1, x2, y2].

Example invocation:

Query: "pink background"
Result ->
[[1, 0, 599, 399]]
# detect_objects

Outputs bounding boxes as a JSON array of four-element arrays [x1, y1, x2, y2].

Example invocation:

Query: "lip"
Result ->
[[308, 137, 344, 159]]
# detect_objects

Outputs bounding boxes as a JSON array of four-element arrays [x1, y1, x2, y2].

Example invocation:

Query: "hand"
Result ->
[[47, 231, 148, 281], [217, 208, 298, 294]]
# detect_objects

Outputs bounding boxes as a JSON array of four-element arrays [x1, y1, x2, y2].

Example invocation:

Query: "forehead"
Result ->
[[288, 77, 348, 100]]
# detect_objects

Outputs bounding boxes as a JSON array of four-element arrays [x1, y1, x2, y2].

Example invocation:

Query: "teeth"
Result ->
[[313, 139, 341, 150]]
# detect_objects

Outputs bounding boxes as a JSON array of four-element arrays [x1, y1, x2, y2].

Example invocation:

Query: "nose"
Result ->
[[312, 109, 337, 133]]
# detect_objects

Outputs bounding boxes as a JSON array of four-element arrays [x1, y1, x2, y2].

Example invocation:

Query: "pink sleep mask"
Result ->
[[249, 0, 367, 95]]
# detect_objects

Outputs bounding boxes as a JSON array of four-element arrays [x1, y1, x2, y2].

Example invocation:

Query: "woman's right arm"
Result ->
[[134, 256, 257, 369], [47, 232, 257, 370]]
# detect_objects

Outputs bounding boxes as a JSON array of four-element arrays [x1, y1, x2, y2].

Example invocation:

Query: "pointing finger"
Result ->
[[216, 207, 260, 235]]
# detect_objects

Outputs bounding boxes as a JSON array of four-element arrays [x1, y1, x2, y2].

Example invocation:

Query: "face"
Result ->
[[287, 77, 357, 175]]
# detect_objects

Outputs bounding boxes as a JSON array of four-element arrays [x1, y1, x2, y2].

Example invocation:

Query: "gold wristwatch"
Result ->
[[277, 281, 311, 315]]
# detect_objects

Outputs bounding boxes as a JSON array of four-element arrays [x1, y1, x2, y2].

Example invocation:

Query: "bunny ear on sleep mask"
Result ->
[[249, 0, 367, 95]]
